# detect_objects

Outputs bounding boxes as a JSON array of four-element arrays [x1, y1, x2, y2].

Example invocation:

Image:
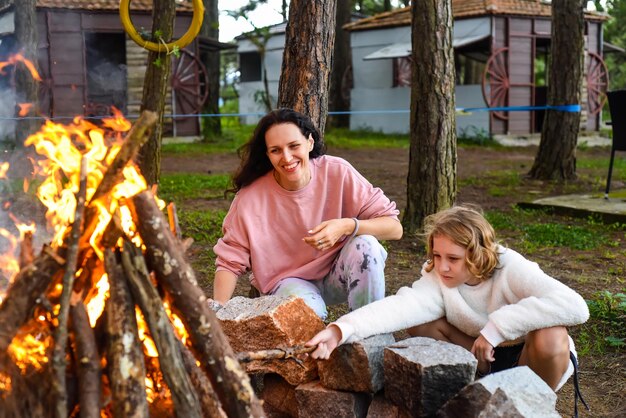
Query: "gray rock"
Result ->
[[437, 366, 560, 418], [384, 337, 477, 417], [319, 333, 395, 393]]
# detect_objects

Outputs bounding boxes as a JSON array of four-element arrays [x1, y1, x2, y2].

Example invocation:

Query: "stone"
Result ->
[[366, 393, 412, 418], [261, 374, 299, 418], [319, 333, 395, 393], [295, 380, 371, 418], [437, 366, 560, 418], [217, 295, 325, 385], [383, 337, 477, 417]]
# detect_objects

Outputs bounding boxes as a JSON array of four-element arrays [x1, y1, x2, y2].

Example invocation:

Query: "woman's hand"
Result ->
[[305, 325, 342, 359], [303, 218, 355, 251], [471, 335, 496, 375]]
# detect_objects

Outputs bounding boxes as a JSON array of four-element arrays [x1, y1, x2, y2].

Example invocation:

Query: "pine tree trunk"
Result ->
[[403, 0, 457, 234], [529, 0, 584, 180], [277, 0, 337, 136], [201, 0, 221, 140], [14, 0, 39, 145], [328, 0, 351, 128], [137, 0, 175, 185]]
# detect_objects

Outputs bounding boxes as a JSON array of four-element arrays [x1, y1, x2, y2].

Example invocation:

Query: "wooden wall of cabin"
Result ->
[[490, 16, 604, 135], [35, 10, 199, 137]]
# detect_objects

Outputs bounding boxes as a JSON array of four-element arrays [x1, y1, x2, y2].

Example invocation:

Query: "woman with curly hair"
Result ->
[[212, 108, 402, 319]]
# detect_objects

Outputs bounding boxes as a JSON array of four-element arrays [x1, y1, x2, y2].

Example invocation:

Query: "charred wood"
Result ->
[[128, 190, 265, 418], [121, 240, 202, 418], [70, 300, 101, 418], [103, 249, 149, 418], [52, 156, 87, 418], [0, 246, 64, 353], [18, 230, 34, 269], [178, 340, 226, 418]]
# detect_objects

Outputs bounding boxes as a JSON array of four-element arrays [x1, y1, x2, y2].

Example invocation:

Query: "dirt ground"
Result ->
[[162, 145, 626, 417]]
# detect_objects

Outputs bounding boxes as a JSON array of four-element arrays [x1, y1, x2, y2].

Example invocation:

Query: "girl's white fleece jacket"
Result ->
[[334, 246, 589, 350]]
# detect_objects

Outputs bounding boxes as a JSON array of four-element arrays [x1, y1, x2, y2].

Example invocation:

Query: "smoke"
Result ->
[[0, 87, 16, 142]]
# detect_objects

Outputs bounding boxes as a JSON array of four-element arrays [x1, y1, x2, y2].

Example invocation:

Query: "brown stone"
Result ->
[[366, 393, 412, 418], [217, 295, 325, 385], [295, 380, 371, 418], [319, 334, 395, 393], [261, 374, 299, 418]]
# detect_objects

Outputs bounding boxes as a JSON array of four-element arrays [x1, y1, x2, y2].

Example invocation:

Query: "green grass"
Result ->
[[158, 173, 231, 201], [577, 290, 626, 355], [324, 127, 409, 149], [486, 209, 615, 253]]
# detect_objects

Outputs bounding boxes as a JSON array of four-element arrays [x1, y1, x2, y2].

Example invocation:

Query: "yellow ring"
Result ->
[[120, 0, 205, 52]]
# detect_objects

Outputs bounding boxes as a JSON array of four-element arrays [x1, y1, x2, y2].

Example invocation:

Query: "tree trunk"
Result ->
[[200, 0, 222, 140], [277, 0, 337, 136], [328, 0, 352, 128], [528, 0, 584, 181], [137, 0, 175, 186], [403, 0, 457, 235], [14, 0, 39, 145]]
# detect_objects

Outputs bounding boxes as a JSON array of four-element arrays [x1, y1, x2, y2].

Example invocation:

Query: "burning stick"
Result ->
[[178, 340, 226, 418], [121, 240, 202, 418], [0, 246, 64, 353], [236, 345, 316, 365], [69, 299, 101, 418], [103, 248, 149, 417], [78, 110, 158, 260], [52, 156, 88, 418], [127, 190, 265, 418]]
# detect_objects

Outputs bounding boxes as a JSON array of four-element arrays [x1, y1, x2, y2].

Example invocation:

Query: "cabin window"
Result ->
[[393, 57, 411, 87], [454, 54, 486, 85], [239, 52, 262, 82], [85, 32, 127, 114]]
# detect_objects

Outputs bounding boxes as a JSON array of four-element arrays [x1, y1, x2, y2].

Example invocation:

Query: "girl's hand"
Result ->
[[303, 219, 355, 251], [471, 335, 495, 375], [305, 325, 342, 360]]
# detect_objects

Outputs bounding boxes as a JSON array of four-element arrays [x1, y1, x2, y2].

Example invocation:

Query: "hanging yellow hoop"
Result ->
[[120, 0, 205, 53]]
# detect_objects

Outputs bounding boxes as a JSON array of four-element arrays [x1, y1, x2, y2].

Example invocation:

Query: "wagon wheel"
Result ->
[[587, 51, 609, 116], [170, 49, 209, 119], [395, 56, 412, 87], [481, 47, 510, 120]]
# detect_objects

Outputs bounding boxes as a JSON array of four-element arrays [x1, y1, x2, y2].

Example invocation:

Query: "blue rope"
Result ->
[[0, 104, 582, 121]]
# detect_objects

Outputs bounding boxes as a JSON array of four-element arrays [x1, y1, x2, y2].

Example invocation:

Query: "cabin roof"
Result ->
[[344, 0, 608, 32]]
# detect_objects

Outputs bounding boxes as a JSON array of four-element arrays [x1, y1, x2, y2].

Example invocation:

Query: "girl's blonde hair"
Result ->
[[423, 205, 500, 282]]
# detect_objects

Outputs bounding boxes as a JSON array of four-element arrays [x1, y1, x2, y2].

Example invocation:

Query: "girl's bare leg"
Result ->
[[407, 318, 475, 352], [518, 326, 571, 390]]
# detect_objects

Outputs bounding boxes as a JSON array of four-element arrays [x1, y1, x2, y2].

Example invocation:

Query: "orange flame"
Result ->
[[0, 53, 42, 81], [17, 103, 33, 117]]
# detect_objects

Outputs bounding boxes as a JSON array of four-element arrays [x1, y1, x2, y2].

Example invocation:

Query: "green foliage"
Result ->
[[159, 173, 231, 201], [602, 1, 626, 89], [324, 127, 409, 149], [579, 291, 626, 354], [457, 126, 497, 146]]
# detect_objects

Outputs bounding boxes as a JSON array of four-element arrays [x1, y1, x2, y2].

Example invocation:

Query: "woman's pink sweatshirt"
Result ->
[[213, 155, 399, 293]]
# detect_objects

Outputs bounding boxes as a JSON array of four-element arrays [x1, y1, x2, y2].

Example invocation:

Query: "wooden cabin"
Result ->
[[0, 0, 232, 137], [236, 0, 610, 136], [344, 0, 609, 135]]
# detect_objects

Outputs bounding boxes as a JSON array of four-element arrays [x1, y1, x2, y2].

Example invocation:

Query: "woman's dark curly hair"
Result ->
[[230, 108, 327, 193]]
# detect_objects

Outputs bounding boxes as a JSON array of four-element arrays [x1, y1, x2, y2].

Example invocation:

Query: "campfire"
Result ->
[[0, 55, 263, 417]]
